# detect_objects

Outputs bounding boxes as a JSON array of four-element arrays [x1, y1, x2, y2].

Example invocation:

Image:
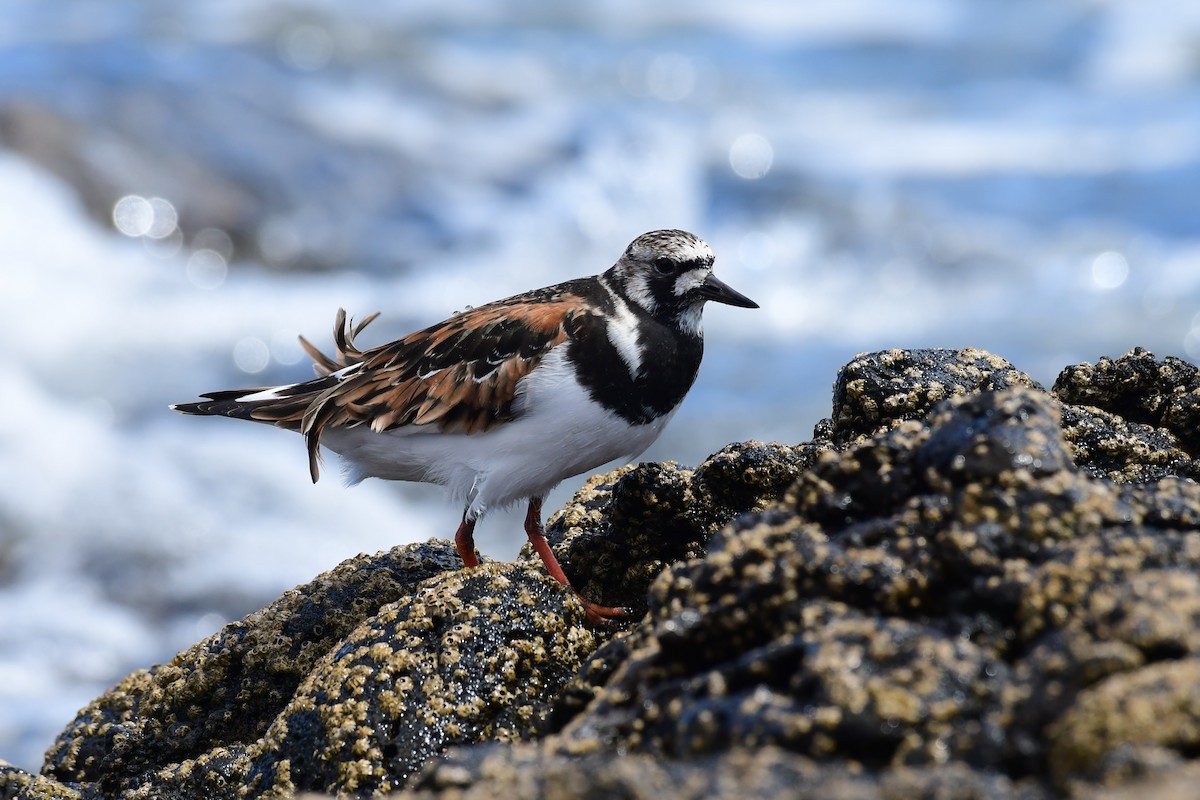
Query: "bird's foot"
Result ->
[[577, 594, 630, 626]]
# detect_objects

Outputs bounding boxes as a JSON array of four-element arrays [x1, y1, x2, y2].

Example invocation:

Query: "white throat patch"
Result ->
[[676, 304, 704, 336], [605, 291, 644, 378]]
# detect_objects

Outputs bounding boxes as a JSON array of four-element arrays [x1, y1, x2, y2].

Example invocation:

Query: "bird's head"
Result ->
[[607, 229, 758, 332]]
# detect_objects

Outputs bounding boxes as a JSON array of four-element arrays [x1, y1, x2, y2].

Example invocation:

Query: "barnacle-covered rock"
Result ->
[[13, 348, 1200, 800]]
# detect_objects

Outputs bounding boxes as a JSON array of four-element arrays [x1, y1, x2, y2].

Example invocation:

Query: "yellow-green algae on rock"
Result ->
[[0, 760, 82, 800], [410, 349, 1200, 799], [9, 348, 1200, 800], [237, 563, 600, 795], [43, 541, 464, 788], [19, 542, 605, 798]]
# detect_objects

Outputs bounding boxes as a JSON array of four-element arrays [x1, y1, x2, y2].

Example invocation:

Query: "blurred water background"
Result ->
[[1, 0, 1198, 771]]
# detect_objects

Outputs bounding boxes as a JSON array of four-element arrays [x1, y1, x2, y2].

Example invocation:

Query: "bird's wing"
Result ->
[[294, 292, 589, 479]]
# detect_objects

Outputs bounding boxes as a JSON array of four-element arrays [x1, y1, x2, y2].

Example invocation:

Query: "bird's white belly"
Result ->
[[320, 350, 675, 517]]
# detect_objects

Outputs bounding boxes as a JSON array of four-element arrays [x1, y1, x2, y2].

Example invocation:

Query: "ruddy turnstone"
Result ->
[[173, 229, 758, 622]]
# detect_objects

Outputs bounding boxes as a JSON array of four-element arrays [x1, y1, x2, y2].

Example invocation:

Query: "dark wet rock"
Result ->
[[1053, 347, 1200, 455], [1017, 532, 1200, 647], [690, 440, 826, 520], [409, 744, 1047, 800], [20, 433, 803, 799], [540, 440, 817, 622], [558, 600, 1009, 768], [0, 761, 82, 800], [44, 541, 463, 787], [1054, 403, 1198, 483], [825, 346, 1200, 482], [542, 392, 1071, 774], [829, 347, 1040, 444], [39, 542, 600, 799], [237, 563, 599, 796], [15, 347, 1200, 799], [1046, 659, 1200, 786], [521, 354, 1200, 798], [1087, 760, 1200, 800], [1052, 349, 1200, 482]]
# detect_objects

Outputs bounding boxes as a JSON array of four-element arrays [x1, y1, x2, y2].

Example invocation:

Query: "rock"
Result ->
[[1052, 348, 1200, 483], [13, 347, 1200, 799], [1087, 761, 1200, 800], [1053, 347, 1200, 454], [539, 440, 819, 622], [545, 389, 1073, 771], [462, 350, 1200, 799], [24, 437, 802, 798], [409, 743, 1046, 800], [0, 760, 82, 800], [829, 347, 1040, 444], [44, 541, 464, 787], [38, 542, 602, 798], [1054, 402, 1198, 483], [237, 563, 600, 796], [1046, 659, 1200, 785]]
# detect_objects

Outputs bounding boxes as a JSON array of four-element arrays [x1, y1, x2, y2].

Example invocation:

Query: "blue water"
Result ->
[[1, 0, 1198, 771]]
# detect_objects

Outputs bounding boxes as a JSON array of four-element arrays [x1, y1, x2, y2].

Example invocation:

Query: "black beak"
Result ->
[[699, 273, 759, 308]]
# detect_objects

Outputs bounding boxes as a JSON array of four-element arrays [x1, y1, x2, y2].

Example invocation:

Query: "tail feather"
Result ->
[[170, 374, 341, 430], [171, 388, 272, 420], [171, 309, 381, 482], [299, 308, 380, 377], [171, 378, 340, 482]]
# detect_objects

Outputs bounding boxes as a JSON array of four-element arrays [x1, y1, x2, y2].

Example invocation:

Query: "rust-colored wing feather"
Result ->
[[302, 293, 588, 479]]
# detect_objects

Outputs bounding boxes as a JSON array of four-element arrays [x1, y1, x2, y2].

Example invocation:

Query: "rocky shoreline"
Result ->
[[5, 347, 1200, 799]]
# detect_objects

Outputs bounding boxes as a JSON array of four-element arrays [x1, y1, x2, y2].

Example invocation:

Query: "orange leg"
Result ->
[[454, 513, 479, 568], [523, 497, 628, 625]]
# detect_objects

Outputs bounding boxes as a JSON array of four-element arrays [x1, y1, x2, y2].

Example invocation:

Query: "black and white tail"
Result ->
[[170, 375, 340, 431]]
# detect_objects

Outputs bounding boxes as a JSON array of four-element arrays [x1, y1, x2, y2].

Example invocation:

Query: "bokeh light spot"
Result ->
[[1091, 250, 1129, 290], [233, 337, 271, 374], [193, 612, 227, 639], [193, 228, 235, 260], [145, 197, 178, 239], [113, 195, 154, 237], [186, 249, 228, 290], [113, 195, 180, 241], [730, 134, 774, 179], [646, 53, 696, 102]]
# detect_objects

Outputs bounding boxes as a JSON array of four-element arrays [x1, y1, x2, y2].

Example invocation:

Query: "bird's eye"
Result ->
[[653, 257, 677, 275]]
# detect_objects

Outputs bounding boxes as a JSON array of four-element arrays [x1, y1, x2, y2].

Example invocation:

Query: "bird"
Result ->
[[173, 229, 758, 623]]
